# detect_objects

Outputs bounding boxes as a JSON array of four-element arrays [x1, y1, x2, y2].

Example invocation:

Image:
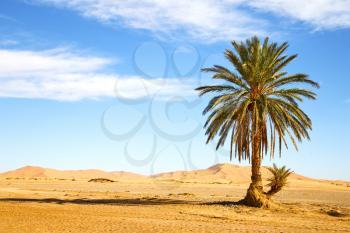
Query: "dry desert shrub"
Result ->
[[88, 178, 115, 183]]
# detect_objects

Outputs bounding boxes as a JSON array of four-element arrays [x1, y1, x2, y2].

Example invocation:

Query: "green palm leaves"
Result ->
[[196, 36, 319, 162], [266, 164, 293, 196]]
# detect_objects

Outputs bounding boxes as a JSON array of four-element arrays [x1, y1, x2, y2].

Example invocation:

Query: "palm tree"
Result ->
[[266, 164, 293, 197], [196, 36, 319, 207]]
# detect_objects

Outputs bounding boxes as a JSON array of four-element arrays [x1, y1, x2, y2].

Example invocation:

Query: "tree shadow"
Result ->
[[203, 200, 245, 206], [0, 197, 195, 206]]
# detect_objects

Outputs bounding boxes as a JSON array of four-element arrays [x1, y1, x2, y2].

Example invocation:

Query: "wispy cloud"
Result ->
[[0, 48, 112, 75], [0, 48, 194, 101], [0, 14, 18, 23], [31, 0, 267, 43], [249, 0, 350, 29], [0, 39, 18, 46], [31, 0, 350, 42]]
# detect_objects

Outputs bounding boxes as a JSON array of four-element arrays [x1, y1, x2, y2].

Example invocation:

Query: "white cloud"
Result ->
[[0, 39, 18, 46], [32, 0, 267, 42], [0, 48, 111, 76], [0, 48, 195, 101], [31, 0, 350, 42], [248, 0, 350, 29]]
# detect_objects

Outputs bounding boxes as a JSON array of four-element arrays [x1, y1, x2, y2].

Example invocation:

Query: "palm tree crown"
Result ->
[[196, 36, 319, 162]]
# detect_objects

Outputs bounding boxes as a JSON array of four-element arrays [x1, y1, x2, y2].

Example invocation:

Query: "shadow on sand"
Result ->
[[0, 197, 197, 206], [203, 200, 243, 206], [0, 197, 247, 208]]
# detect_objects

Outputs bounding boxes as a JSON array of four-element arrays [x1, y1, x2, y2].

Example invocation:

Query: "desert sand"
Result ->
[[0, 164, 349, 232]]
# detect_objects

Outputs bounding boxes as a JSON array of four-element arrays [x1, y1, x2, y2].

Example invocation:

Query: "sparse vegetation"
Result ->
[[326, 210, 347, 217], [266, 164, 293, 196], [88, 178, 115, 183], [177, 193, 195, 197]]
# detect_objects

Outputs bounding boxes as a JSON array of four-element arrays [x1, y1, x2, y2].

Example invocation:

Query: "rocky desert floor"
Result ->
[[0, 176, 349, 233]]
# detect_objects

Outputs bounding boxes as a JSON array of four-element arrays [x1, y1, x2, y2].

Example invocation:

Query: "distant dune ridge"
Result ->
[[152, 164, 309, 184], [0, 165, 144, 180], [0, 164, 348, 188]]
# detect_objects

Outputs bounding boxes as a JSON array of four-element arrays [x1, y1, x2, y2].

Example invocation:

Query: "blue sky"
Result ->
[[0, 0, 349, 180]]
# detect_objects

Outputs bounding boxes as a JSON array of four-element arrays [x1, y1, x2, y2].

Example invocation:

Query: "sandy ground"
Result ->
[[0, 178, 349, 233]]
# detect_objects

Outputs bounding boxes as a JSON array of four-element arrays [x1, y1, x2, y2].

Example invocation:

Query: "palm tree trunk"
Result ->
[[242, 132, 269, 207], [251, 136, 263, 190]]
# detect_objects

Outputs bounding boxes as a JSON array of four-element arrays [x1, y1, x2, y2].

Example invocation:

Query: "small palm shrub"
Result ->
[[266, 164, 293, 196], [88, 178, 115, 183]]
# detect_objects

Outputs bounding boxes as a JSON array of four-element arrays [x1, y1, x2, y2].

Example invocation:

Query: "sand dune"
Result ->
[[0, 166, 145, 180], [154, 163, 313, 183], [1, 164, 349, 189], [153, 164, 261, 183]]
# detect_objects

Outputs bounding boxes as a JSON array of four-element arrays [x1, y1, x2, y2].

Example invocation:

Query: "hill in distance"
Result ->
[[1, 164, 348, 189], [152, 163, 310, 184], [0, 165, 144, 180]]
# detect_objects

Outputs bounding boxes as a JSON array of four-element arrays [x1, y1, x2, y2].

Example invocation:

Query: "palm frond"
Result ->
[[266, 164, 293, 196]]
